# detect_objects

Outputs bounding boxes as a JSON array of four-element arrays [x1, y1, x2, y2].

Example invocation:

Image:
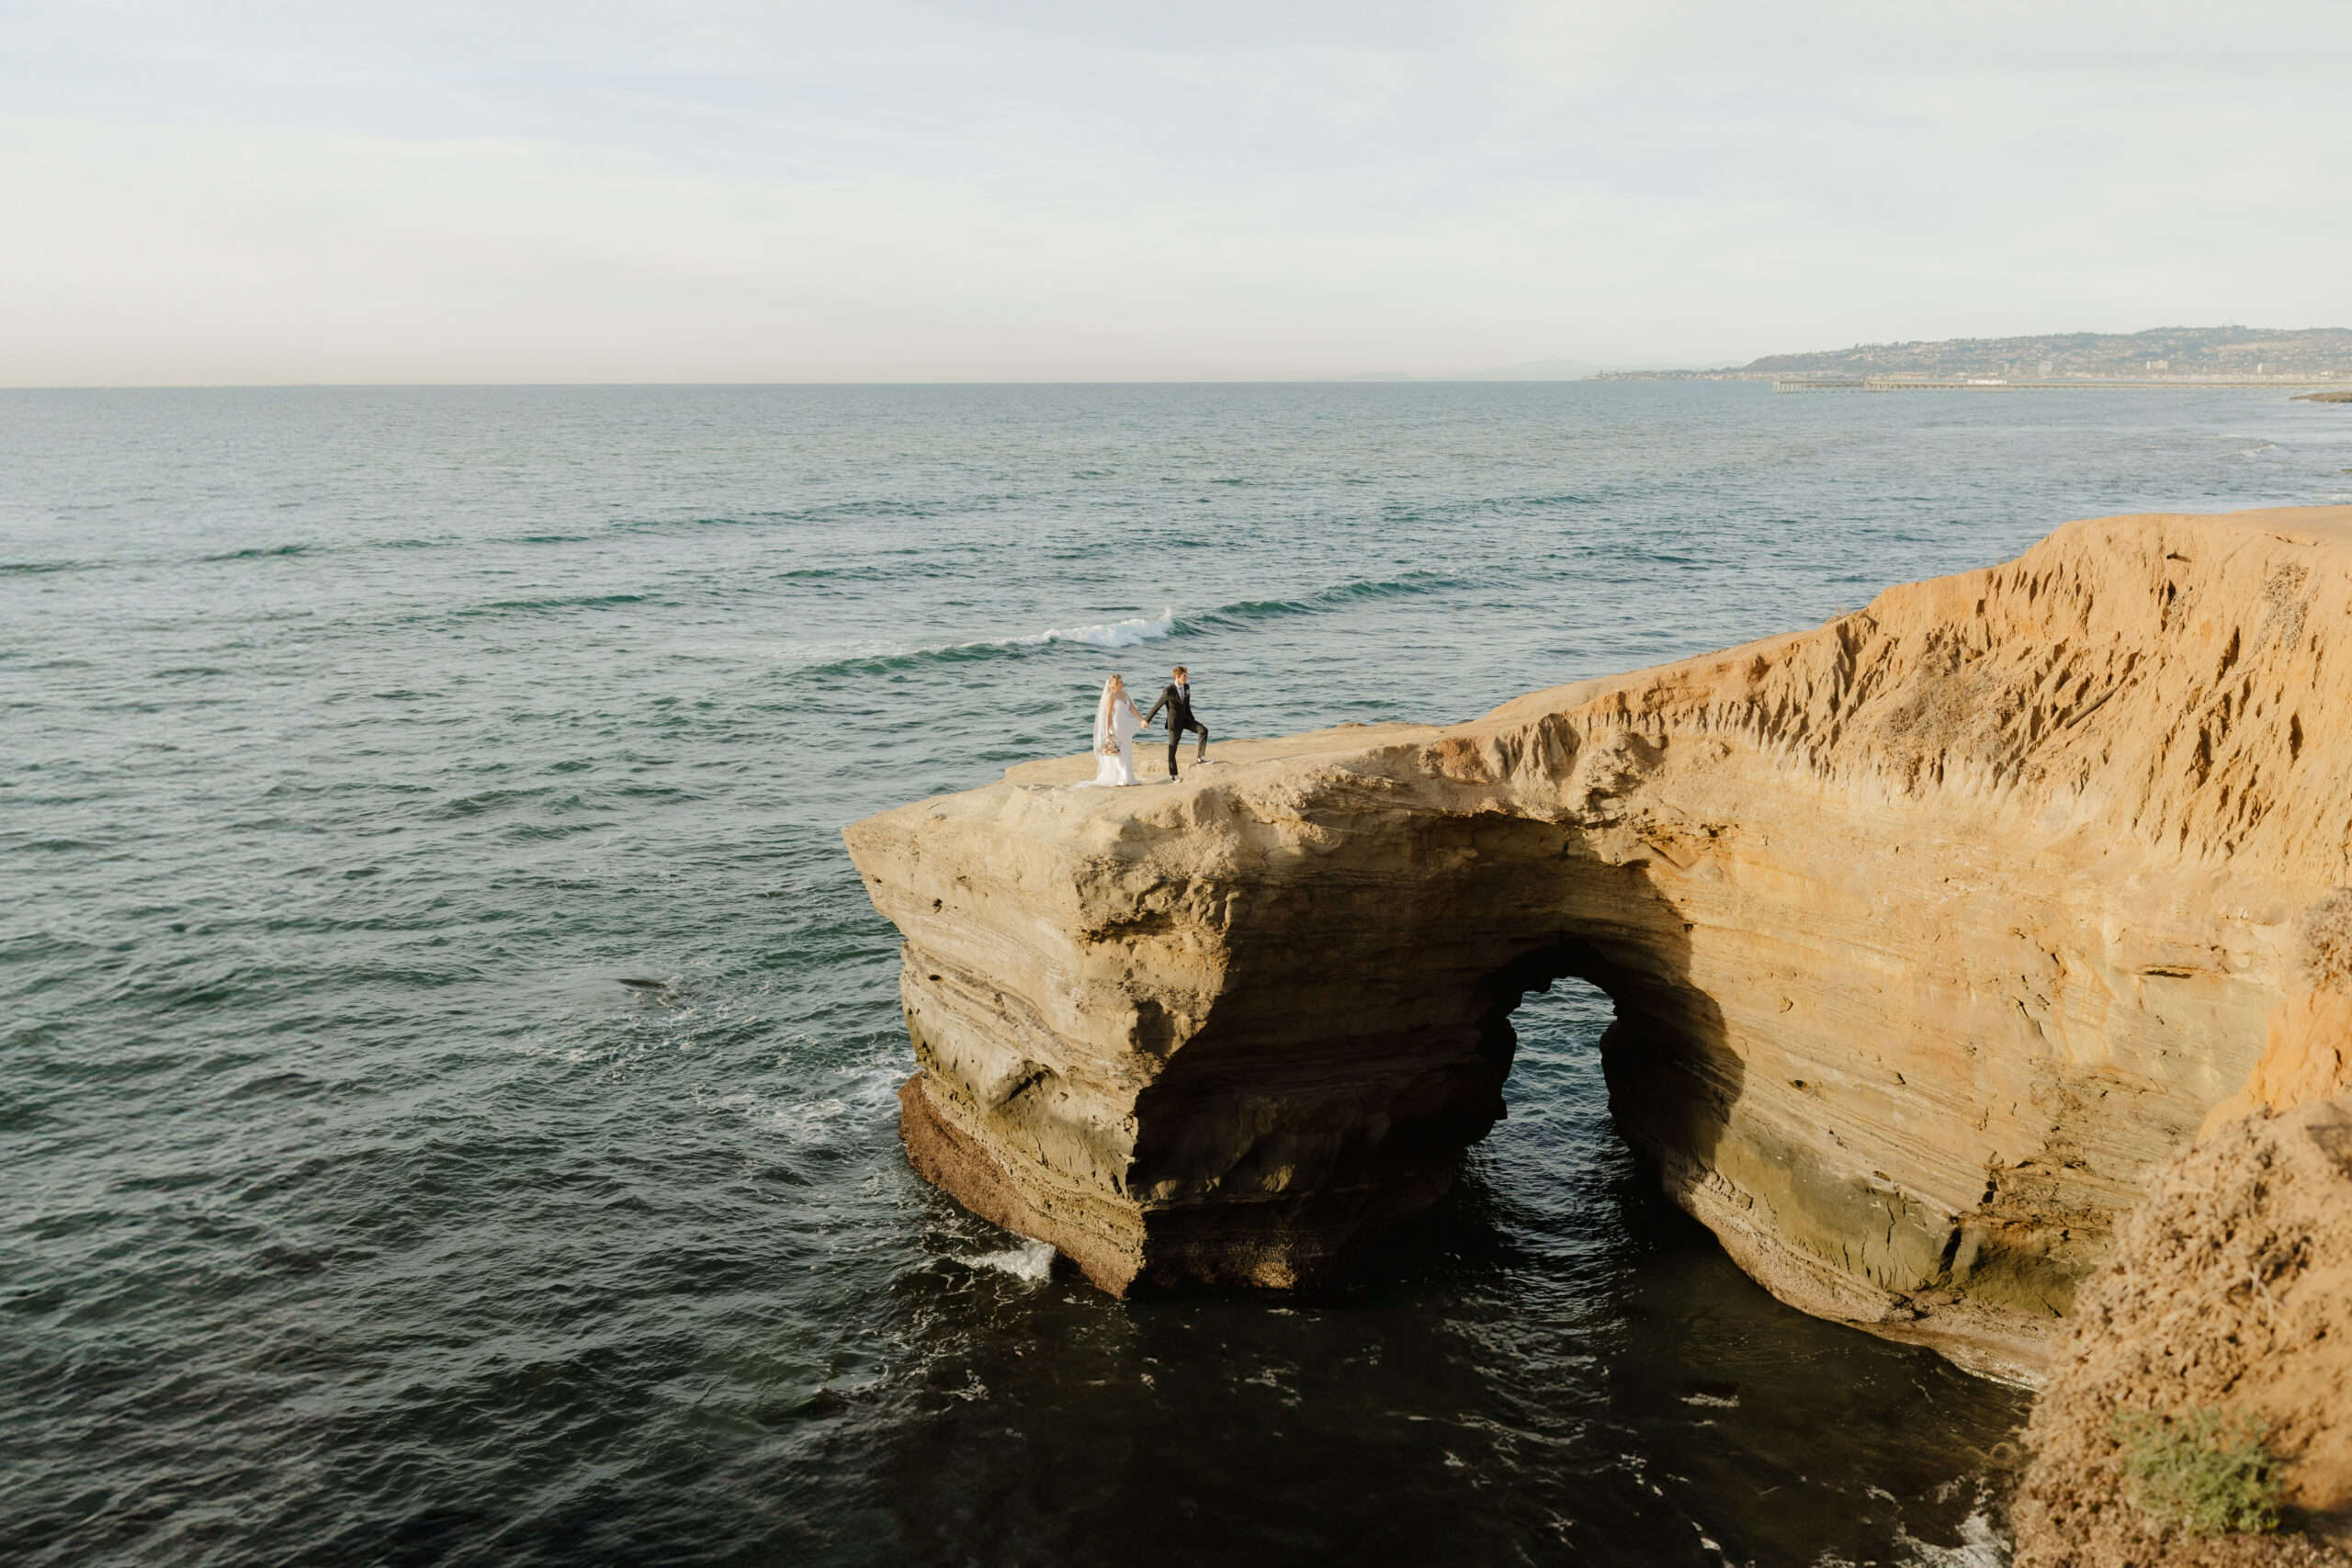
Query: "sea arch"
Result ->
[[849, 508, 2352, 1375]]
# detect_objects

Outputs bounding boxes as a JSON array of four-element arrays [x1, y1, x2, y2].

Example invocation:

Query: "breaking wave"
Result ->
[[1177, 571, 1461, 633], [782, 573, 1457, 681], [961, 1238, 1057, 1281], [1894, 1507, 2007, 1568], [1029, 609, 1177, 649]]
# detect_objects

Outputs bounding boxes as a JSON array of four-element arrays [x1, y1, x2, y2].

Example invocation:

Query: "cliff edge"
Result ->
[[843, 505, 2352, 1377]]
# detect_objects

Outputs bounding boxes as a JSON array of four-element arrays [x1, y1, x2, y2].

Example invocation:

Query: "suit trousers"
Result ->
[[1166, 719, 1208, 774]]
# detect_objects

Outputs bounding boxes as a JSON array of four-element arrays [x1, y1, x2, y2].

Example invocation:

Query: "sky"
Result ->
[[5, 0, 2349, 385]]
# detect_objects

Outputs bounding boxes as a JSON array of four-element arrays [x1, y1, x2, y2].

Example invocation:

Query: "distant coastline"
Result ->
[[1588, 323, 2352, 383]]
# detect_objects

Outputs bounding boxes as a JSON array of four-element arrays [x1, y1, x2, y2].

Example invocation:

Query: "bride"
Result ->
[[1077, 674, 1142, 787]]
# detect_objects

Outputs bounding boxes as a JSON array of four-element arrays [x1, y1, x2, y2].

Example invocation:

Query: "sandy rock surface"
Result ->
[[844, 505, 2352, 1375], [2014, 1094, 2352, 1566]]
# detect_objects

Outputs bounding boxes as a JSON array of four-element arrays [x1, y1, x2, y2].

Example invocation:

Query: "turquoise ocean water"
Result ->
[[6, 383, 2348, 1566]]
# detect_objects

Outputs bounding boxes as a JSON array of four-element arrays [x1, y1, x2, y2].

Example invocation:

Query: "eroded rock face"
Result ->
[[2013, 1094, 2352, 1566], [843, 506, 2352, 1376]]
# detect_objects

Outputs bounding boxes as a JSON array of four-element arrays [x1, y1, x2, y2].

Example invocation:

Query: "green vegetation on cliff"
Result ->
[[2111, 1408, 2284, 1538]]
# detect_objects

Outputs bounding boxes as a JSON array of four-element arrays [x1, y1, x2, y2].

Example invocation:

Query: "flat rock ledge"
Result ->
[[844, 505, 2352, 1380]]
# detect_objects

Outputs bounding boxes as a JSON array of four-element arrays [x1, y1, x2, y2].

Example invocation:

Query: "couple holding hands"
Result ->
[[1080, 665, 1209, 788]]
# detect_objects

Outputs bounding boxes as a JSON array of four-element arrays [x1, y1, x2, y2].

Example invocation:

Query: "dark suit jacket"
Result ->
[[1145, 682, 1198, 731]]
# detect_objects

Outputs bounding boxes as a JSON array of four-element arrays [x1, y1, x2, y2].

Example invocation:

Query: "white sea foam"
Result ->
[[697, 606, 1176, 671], [1012, 608, 1175, 649], [964, 1238, 1057, 1281], [701, 580, 1451, 674], [1894, 1508, 2007, 1568]]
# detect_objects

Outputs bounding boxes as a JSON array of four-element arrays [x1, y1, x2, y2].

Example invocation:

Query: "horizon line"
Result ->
[[0, 376, 1728, 392]]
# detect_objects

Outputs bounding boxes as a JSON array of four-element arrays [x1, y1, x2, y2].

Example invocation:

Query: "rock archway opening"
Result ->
[[1343, 936, 1733, 1287], [1476, 971, 1630, 1218], [1467, 937, 1729, 1209], [1472, 931, 1737, 1155], [1490, 973, 1621, 1131]]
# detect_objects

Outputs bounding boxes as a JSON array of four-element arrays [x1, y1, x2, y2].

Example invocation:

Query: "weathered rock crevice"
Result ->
[[845, 506, 2352, 1378]]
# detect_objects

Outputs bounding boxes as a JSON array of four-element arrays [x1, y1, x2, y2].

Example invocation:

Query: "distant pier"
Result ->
[[1773, 376, 2346, 393]]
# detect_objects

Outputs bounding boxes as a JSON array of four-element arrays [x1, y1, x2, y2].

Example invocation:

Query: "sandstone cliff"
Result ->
[[843, 505, 2352, 1377], [2015, 1093, 2352, 1565]]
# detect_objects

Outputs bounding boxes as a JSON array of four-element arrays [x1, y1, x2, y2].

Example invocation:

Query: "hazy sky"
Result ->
[[6, 1, 2349, 384]]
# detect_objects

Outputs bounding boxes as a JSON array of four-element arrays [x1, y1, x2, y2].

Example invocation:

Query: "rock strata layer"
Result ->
[[844, 506, 2352, 1376]]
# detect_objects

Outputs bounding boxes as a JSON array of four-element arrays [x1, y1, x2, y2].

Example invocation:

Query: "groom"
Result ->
[[1144, 664, 1209, 780]]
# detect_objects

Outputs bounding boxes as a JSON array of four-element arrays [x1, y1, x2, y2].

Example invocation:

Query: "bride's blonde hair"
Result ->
[[1105, 674, 1125, 693]]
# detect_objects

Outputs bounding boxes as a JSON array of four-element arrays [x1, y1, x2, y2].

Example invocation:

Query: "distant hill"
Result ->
[[1740, 325, 2352, 378], [1330, 331, 2352, 384]]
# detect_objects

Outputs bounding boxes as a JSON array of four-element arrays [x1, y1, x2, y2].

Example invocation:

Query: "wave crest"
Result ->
[[776, 571, 1455, 681], [962, 1238, 1057, 1281], [1021, 610, 1175, 649]]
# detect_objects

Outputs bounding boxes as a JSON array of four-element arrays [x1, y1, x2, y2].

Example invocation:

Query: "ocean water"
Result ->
[[6, 383, 2348, 1568]]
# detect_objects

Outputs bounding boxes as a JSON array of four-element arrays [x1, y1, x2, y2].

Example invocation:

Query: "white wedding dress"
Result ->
[[1076, 682, 1140, 787]]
